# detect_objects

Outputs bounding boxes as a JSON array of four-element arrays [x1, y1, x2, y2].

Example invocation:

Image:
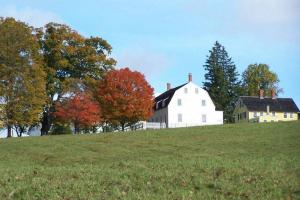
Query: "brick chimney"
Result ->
[[188, 73, 192, 82], [271, 89, 276, 99], [167, 83, 171, 90], [259, 89, 264, 99]]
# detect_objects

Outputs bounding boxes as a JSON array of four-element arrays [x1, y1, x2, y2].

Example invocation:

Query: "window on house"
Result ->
[[195, 88, 199, 94], [290, 113, 293, 118], [254, 112, 257, 117], [260, 112, 263, 116], [184, 88, 188, 93], [178, 114, 182, 122], [284, 112, 287, 118], [202, 100, 206, 106], [177, 99, 182, 106], [156, 102, 159, 109], [202, 114, 207, 123], [272, 112, 275, 117]]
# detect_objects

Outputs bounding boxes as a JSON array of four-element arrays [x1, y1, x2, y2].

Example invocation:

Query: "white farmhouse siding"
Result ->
[[149, 74, 223, 128]]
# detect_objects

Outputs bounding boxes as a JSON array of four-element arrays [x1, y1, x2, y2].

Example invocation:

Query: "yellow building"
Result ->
[[234, 94, 299, 123]]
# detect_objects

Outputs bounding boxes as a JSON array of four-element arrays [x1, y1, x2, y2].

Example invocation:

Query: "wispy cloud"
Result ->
[[0, 6, 63, 27], [182, 0, 300, 43], [234, 0, 300, 42]]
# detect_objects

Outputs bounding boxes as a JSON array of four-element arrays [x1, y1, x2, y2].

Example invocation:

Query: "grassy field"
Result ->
[[0, 121, 299, 200]]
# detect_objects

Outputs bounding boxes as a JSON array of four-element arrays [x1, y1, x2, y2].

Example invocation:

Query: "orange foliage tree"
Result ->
[[54, 92, 101, 133], [97, 68, 154, 131]]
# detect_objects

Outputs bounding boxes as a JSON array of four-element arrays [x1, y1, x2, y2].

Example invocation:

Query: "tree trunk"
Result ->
[[41, 111, 51, 135], [121, 123, 125, 132], [7, 125, 12, 138], [74, 123, 79, 134]]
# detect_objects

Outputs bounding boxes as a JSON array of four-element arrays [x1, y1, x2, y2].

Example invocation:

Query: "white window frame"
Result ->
[[290, 113, 293, 118], [195, 88, 199, 94], [284, 112, 287, 118], [260, 112, 263, 116], [272, 112, 275, 117], [253, 112, 257, 117], [202, 100, 206, 106]]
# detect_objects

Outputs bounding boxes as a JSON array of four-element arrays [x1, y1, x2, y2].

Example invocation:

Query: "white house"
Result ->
[[148, 73, 223, 128]]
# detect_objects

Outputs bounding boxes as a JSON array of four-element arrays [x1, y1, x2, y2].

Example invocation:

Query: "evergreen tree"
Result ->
[[203, 41, 241, 123]]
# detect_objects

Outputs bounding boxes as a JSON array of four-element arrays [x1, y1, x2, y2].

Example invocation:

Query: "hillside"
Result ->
[[0, 121, 299, 199]]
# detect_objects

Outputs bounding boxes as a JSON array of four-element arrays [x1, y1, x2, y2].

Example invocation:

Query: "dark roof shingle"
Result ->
[[154, 83, 187, 110], [240, 96, 300, 112]]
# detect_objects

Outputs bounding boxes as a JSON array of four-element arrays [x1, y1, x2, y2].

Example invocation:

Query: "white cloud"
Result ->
[[0, 6, 63, 27], [236, 0, 300, 26], [233, 0, 300, 43], [113, 43, 170, 80]]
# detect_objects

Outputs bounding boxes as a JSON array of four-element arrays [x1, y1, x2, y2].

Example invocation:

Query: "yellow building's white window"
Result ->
[[272, 112, 275, 116], [284, 112, 287, 118], [253, 112, 257, 117], [290, 113, 293, 118], [260, 112, 263, 116]]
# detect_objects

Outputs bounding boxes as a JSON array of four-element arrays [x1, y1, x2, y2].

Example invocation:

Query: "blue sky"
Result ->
[[1, 0, 300, 106]]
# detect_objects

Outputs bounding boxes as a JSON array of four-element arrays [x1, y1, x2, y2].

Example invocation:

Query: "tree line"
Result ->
[[0, 17, 154, 137], [203, 41, 281, 123], [0, 17, 281, 137]]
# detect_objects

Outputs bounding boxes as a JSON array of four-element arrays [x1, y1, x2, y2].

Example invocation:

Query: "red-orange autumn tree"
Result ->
[[97, 68, 154, 131], [54, 92, 101, 133]]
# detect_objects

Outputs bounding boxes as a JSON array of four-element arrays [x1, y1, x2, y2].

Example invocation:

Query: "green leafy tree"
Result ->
[[242, 64, 281, 96], [38, 23, 116, 135], [0, 17, 46, 137], [203, 41, 241, 123]]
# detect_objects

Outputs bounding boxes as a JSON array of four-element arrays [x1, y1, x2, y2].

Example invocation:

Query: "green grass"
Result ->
[[0, 121, 300, 200]]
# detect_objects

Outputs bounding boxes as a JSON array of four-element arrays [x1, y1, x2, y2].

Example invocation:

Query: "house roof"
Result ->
[[154, 83, 187, 110], [240, 96, 300, 113]]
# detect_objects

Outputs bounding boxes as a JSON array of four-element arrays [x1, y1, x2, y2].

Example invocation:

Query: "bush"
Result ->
[[50, 123, 73, 135]]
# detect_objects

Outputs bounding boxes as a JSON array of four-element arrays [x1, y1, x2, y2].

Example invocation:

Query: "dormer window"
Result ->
[[162, 99, 166, 107]]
